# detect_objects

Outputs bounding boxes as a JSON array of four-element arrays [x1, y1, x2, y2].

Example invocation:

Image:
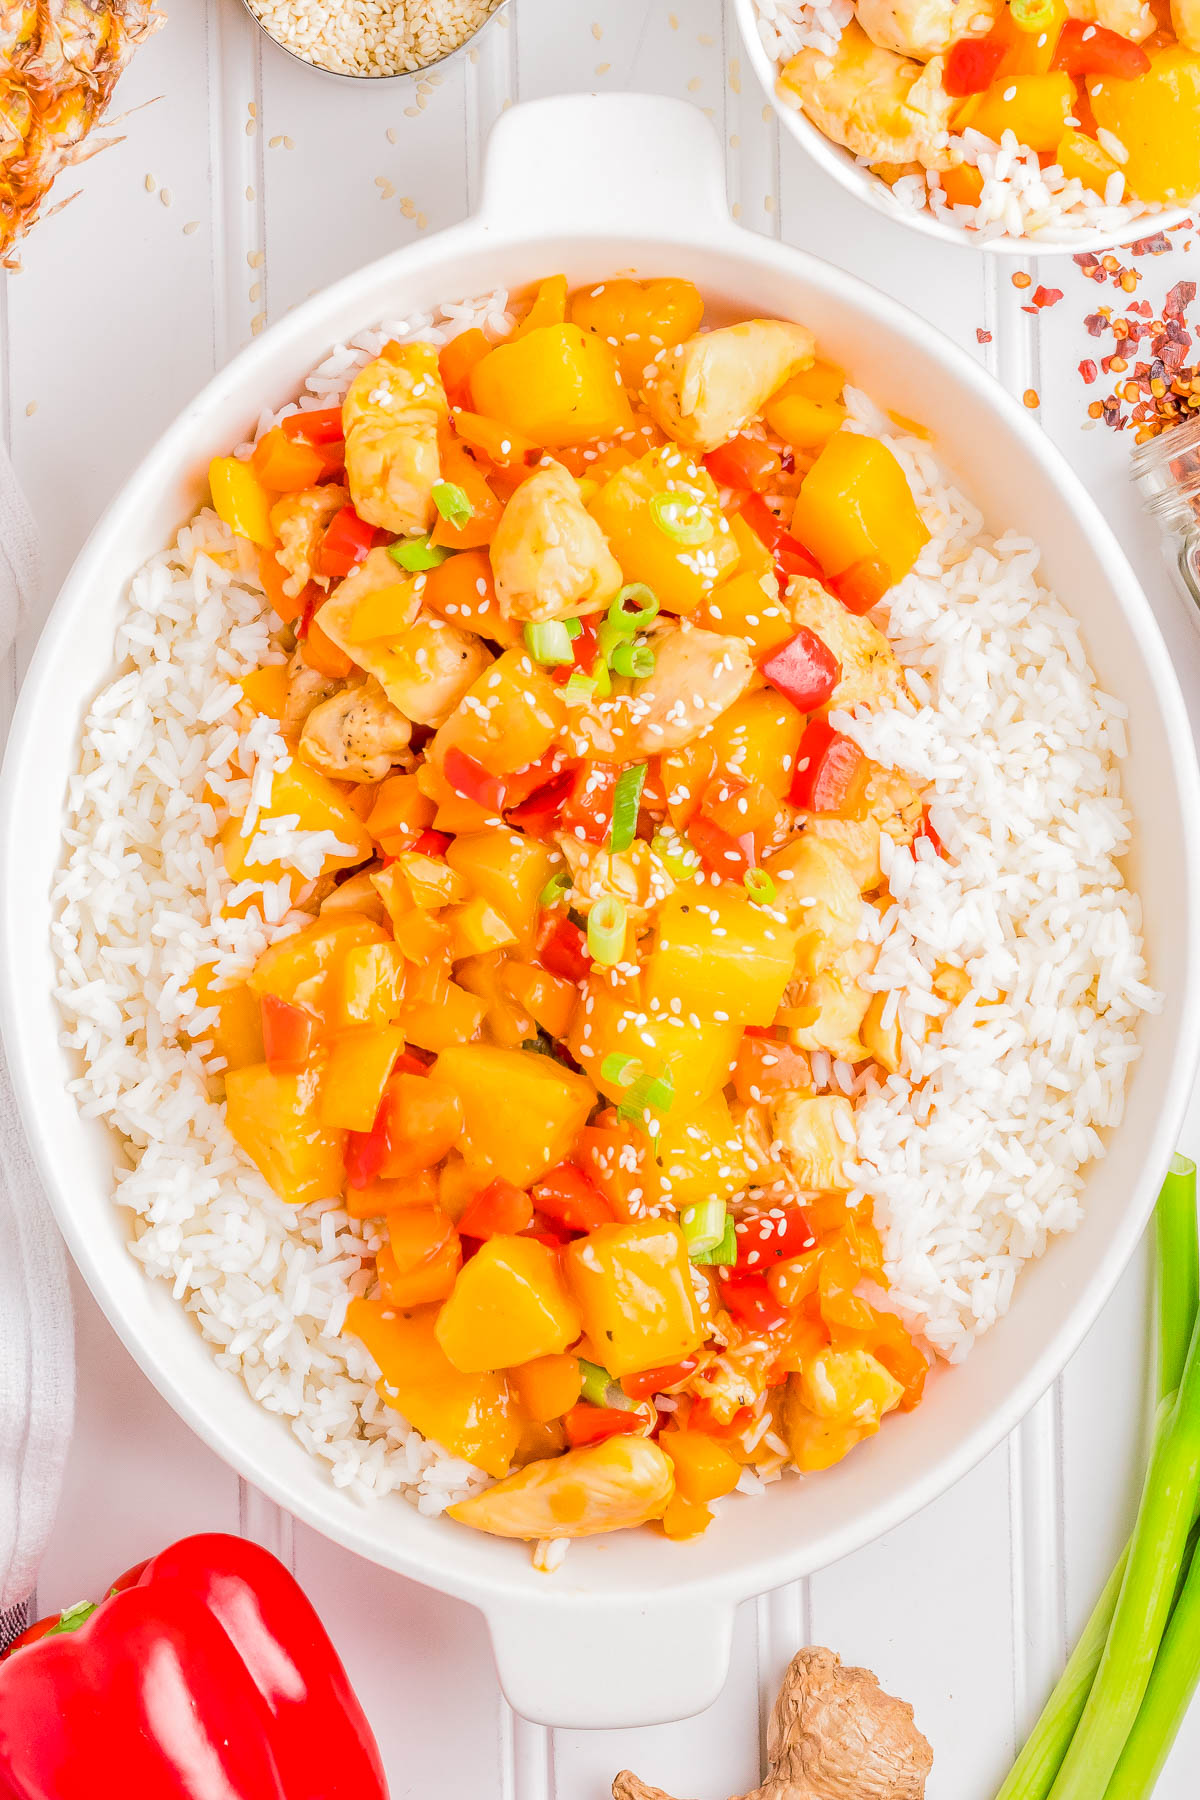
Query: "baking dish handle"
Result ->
[[483, 1591, 735, 1728], [479, 92, 732, 239]]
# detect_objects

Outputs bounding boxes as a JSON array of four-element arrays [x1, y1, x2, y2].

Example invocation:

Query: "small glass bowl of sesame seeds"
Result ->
[[240, 0, 507, 79]]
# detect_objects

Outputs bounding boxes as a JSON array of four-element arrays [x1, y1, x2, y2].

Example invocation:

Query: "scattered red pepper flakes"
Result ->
[[1079, 360, 1098, 385], [1012, 270, 1033, 289], [976, 327, 992, 344], [1023, 389, 1040, 409], [1031, 286, 1064, 310], [1071, 226, 1200, 442]]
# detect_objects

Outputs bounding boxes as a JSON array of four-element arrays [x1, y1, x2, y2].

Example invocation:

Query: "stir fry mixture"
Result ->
[[777, 0, 1200, 214], [203, 274, 941, 1545]]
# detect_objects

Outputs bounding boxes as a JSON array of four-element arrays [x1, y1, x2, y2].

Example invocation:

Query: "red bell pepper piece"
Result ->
[[703, 435, 779, 494], [831, 556, 892, 617], [563, 1403, 645, 1447], [550, 617, 600, 685], [260, 994, 319, 1075], [531, 1161, 614, 1233], [458, 1178, 534, 1238], [442, 746, 506, 813], [910, 807, 946, 860], [1051, 16, 1150, 76], [944, 34, 1005, 94], [506, 765, 577, 834], [620, 1357, 700, 1402], [718, 1271, 788, 1334], [739, 493, 827, 586], [789, 718, 868, 816], [410, 828, 452, 856], [559, 763, 618, 844], [761, 628, 841, 711], [536, 914, 593, 983], [344, 1113, 389, 1189], [0, 1533, 388, 1800], [689, 814, 754, 881], [317, 504, 378, 579], [734, 1205, 816, 1270], [282, 407, 345, 447]]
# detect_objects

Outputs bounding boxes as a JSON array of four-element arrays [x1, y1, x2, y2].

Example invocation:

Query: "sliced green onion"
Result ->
[[587, 895, 627, 965], [681, 1198, 729, 1259], [600, 1052, 642, 1089], [608, 764, 647, 854], [1009, 0, 1057, 29], [608, 583, 660, 634], [651, 830, 700, 880], [744, 867, 778, 907], [692, 1216, 739, 1267], [611, 640, 656, 680], [524, 620, 575, 666], [563, 670, 598, 707], [432, 480, 473, 529], [539, 871, 571, 909], [389, 536, 453, 572], [578, 1359, 615, 1407], [564, 616, 583, 640], [650, 490, 713, 546], [618, 1064, 675, 1122]]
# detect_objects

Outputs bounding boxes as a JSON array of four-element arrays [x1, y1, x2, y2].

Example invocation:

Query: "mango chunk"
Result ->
[[430, 1045, 597, 1187], [470, 323, 634, 448], [564, 1220, 704, 1378], [644, 886, 795, 1028], [791, 431, 927, 587], [436, 1237, 582, 1373], [225, 1063, 345, 1206]]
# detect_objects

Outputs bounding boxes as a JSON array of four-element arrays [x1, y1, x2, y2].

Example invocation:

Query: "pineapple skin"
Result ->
[[0, 0, 163, 265]]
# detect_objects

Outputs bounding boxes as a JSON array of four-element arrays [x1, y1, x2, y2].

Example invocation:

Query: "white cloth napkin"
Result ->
[[0, 444, 75, 1645]]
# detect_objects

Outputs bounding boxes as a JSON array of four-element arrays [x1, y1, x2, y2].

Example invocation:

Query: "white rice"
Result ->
[[754, 0, 1161, 241], [50, 294, 1156, 1509]]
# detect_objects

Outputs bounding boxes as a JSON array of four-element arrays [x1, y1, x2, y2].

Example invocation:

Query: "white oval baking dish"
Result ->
[[2, 91, 1198, 1730], [731, 0, 1191, 256]]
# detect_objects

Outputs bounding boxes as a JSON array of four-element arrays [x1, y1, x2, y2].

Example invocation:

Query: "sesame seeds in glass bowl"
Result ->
[[241, 0, 507, 79]]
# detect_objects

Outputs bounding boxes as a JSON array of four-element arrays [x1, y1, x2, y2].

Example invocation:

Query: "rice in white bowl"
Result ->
[[51, 291, 1157, 1510], [752, 0, 1164, 243]]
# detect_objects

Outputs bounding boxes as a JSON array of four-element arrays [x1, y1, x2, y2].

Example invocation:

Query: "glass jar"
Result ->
[[1131, 415, 1200, 609]]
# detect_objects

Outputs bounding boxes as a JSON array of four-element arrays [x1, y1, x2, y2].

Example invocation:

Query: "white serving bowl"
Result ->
[[2, 92, 1199, 1730], [731, 0, 1191, 255]]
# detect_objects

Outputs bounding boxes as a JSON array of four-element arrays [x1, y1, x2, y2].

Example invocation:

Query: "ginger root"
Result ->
[[612, 1646, 932, 1800]]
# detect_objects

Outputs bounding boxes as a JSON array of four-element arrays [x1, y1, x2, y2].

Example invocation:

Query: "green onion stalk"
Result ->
[[996, 1156, 1198, 1800]]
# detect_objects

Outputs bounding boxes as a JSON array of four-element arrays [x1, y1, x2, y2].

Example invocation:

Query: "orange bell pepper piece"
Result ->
[[387, 1204, 458, 1276], [429, 436, 503, 551], [514, 274, 569, 337], [439, 328, 493, 408], [302, 614, 353, 680], [376, 1234, 461, 1306], [250, 426, 326, 493], [344, 1170, 439, 1219]]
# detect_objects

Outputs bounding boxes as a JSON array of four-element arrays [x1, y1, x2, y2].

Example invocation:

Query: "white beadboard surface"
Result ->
[[5, 2, 1200, 1793]]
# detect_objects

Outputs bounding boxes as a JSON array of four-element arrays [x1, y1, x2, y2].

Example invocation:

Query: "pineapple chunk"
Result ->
[[799, 1346, 904, 1425]]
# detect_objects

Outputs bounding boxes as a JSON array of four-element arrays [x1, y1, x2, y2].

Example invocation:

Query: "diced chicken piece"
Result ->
[[299, 677, 413, 783], [782, 1386, 875, 1471], [555, 834, 656, 923], [857, 0, 998, 61], [491, 461, 624, 623], [318, 574, 492, 727], [786, 576, 906, 713], [447, 1436, 675, 1540], [788, 941, 877, 1065], [328, 543, 423, 629], [689, 1341, 776, 1423], [618, 621, 754, 757], [778, 24, 956, 171], [647, 319, 815, 454], [764, 838, 865, 979], [1068, 0, 1154, 37], [771, 1093, 857, 1191], [342, 341, 448, 537], [281, 647, 342, 736], [269, 484, 348, 598], [804, 767, 925, 891], [1173, 0, 1200, 48]]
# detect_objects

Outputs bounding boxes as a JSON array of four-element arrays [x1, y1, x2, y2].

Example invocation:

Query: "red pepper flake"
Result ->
[[1166, 281, 1197, 320], [1023, 388, 1040, 409], [1012, 271, 1033, 289], [1078, 359, 1098, 385], [976, 328, 992, 344], [1084, 313, 1107, 337], [1031, 286, 1064, 310], [1131, 232, 1172, 257]]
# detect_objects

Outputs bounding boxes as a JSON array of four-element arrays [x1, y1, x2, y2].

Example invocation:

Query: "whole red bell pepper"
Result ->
[[0, 1533, 388, 1800]]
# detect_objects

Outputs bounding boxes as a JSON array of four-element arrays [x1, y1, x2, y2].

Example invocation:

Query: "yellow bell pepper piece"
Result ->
[[469, 322, 633, 449], [515, 273, 569, 337], [569, 276, 705, 388], [317, 1025, 405, 1131], [644, 886, 795, 1028], [778, 357, 846, 407], [430, 1045, 597, 1186], [209, 456, 275, 548], [399, 980, 487, 1053], [500, 962, 579, 1041], [791, 431, 928, 585], [444, 896, 518, 962], [968, 71, 1076, 154], [728, 509, 775, 581], [327, 941, 407, 1031], [649, 1090, 759, 1212], [1055, 128, 1122, 196], [249, 914, 386, 1016], [225, 1063, 346, 1206], [346, 580, 424, 644], [1088, 46, 1200, 205], [860, 990, 903, 1075], [563, 1219, 705, 1378], [706, 689, 807, 802], [436, 1237, 582, 1373], [696, 569, 794, 657], [346, 1298, 519, 1479], [445, 828, 557, 956], [239, 663, 291, 721], [661, 1430, 742, 1504], [567, 973, 741, 1110], [588, 446, 739, 616], [510, 1352, 583, 1422], [190, 971, 264, 1072]]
